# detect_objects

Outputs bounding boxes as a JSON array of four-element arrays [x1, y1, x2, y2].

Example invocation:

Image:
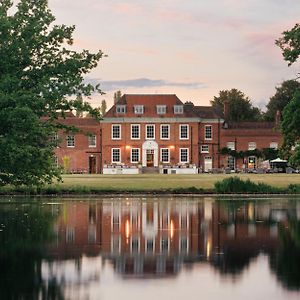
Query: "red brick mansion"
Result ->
[[53, 94, 282, 174]]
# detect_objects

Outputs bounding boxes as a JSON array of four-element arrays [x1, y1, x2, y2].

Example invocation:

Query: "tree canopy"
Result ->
[[210, 89, 261, 122], [276, 23, 300, 67], [281, 90, 300, 166], [0, 0, 103, 186], [264, 80, 300, 121]]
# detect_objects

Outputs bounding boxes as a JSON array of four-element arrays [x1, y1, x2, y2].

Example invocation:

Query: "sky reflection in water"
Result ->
[[1, 197, 300, 300]]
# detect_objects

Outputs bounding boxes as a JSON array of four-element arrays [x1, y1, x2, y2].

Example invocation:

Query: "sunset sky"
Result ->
[[48, 0, 300, 109]]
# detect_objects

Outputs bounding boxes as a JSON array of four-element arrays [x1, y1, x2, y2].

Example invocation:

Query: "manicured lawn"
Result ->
[[57, 173, 300, 191]]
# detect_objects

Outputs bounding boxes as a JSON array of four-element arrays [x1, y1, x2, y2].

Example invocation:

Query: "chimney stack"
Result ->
[[223, 101, 229, 119]]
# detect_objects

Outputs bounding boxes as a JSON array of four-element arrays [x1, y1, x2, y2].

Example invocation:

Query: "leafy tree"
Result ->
[[276, 23, 300, 67], [0, 0, 103, 186], [100, 99, 107, 116], [264, 80, 300, 121], [113, 90, 122, 104], [281, 90, 300, 165], [211, 89, 261, 121]]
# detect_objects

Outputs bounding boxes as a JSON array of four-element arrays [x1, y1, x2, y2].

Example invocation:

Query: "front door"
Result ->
[[89, 156, 97, 174], [147, 150, 154, 167], [204, 156, 212, 172]]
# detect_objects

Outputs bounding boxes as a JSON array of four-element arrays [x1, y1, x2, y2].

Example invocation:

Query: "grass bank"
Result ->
[[1, 173, 300, 195]]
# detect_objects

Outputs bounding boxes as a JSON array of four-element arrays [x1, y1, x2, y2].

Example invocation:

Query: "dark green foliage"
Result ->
[[211, 89, 262, 121], [0, 203, 61, 299], [262, 148, 279, 160], [276, 23, 300, 66], [0, 0, 103, 186], [214, 177, 280, 194], [270, 221, 300, 290], [264, 80, 300, 121], [281, 90, 300, 165]]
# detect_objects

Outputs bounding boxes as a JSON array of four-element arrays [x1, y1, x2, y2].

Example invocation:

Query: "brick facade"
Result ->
[[53, 94, 282, 173]]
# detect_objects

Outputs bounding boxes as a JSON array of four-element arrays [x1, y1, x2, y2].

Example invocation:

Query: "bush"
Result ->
[[287, 184, 300, 194], [214, 176, 280, 194]]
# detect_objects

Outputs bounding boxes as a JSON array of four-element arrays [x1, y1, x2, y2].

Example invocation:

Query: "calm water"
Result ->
[[1, 196, 300, 300]]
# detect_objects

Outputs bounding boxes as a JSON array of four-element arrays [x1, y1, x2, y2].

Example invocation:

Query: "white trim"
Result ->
[[160, 148, 170, 163], [88, 134, 97, 148], [156, 105, 167, 114], [204, 125, 212, 140], [174, 105, 184, 114], [180, 148, 189, 163], [66, 135, 75, 148], [145, 124, 155, 140], [131, 148, 140, 163], [116, 105, 126, 114], [179, 124, 189, 140], [248, 142, 256, 150], [111, 148, 121, 163], [134, 105, 144, 114], [130, 124, 140, 140], [102, 117, 224, 123], [160, 124, 170, 140], [201, 145, 209, 153], [111, 124, 121, 140]]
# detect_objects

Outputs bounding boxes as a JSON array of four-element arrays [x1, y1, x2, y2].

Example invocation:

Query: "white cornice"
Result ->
[[102, 117, 224, 123]]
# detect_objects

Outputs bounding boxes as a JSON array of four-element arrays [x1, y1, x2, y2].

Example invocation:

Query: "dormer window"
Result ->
[[174, 105, 183, 114], [116, 105, 126, 114], [134, 105, 144, 114], [157, 105, 166, 114]]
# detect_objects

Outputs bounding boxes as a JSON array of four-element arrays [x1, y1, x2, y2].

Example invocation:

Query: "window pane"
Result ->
[[205, 126, 212, 139], [131, 148, 140, 162], [112, 149, 120, 163], [146, 125, 155, 139], [180, 125, 188, 139], [131, 125, 140, 139], [161, 148, 169, 162], [180, 149, 188, 163], [67, 135, 75, 147], [88, 135, 96, 147], [161, 125, 169, 139], [112, 125, 121, 139]]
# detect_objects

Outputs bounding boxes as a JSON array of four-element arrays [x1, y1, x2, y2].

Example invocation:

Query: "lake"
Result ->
[[0, 196, 300, 300]]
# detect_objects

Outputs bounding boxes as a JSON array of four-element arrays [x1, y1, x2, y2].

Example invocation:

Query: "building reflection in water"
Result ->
[[44, 198, 300, 282]]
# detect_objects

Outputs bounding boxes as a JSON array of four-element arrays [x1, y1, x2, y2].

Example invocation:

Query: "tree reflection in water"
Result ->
[[1, 198, 300, 299], [270, 220, 300, 290], [0, 203, 63, 299]]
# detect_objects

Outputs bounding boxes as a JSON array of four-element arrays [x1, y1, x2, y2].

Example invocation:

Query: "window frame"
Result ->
[[204, 125, 212, 140], [131, 148, 140, 163], [248, 142, 257, 151], [270, 142, 278, 150], [111, 124, 121, 140], [131, 124, 140, 140], [116, 105, 126, 114], [134, 105, 144, 114], [227, 141, 235, 150], [160, 124, 170, 140], [66, 135, 75, 148], [201, 145, 209, 153], [111, 148, 121, 163], [179, 124, 189, 140], [180, 148, 189, 163], [174, 105, 184, 114], [146, 124, 155, 140], [88, 134, 97, 148], [160, 148, 170, 163], [156, 105, 167, 114]]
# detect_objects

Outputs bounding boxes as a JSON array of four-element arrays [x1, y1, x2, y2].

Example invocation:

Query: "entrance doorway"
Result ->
[[204, 156, 212, 172], [147, 149, 154, 167], [89, 156, 97, 174]]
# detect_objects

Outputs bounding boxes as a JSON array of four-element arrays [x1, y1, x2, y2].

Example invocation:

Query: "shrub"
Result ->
[[214, 176, 280, 194]]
